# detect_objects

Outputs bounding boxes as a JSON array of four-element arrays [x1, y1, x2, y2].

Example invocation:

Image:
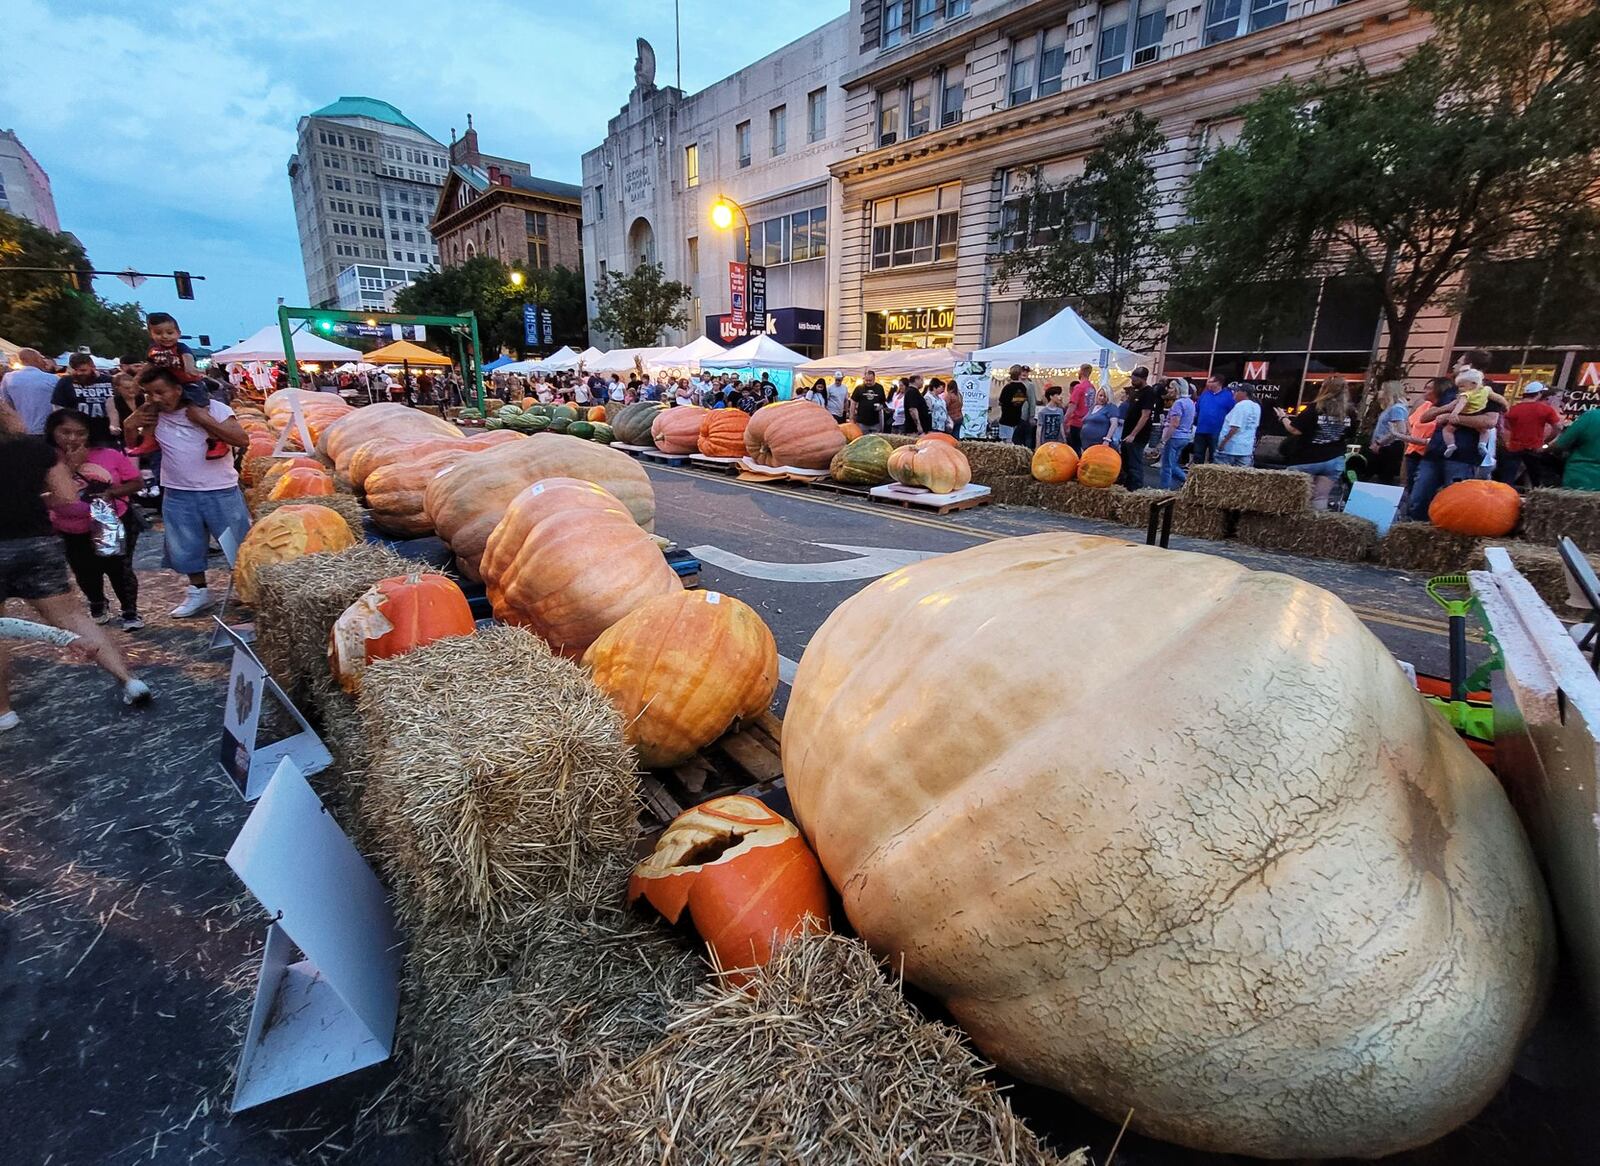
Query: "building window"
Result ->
[[945, 0, 970, 15], [736, 121, 751, 168], [908, 76, 934, 139], [525, 211, 548, 237], [594, 184, 605, 220], [744, 207, 828, 267], [883, 0, 906, 47], [941, 64, 965, 126], [1097, 20, 1129, 79], [685, 142, 699, 188], [528, 239, 549, 268], [1134, 5, 1167, 66], [1038, 25, 1067, 95], [770, 105, 787, 156], [878, 86, 904, 146], [870, 184, 960, 270], [807, 89, 827, 143], [912, 0, 939, 35], [1008, 40, 1035, 106], [687, 236, 700, 276], [1205, 0, 1287, 45]]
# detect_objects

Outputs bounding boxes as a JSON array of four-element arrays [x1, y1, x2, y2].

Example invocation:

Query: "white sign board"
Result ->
[[1343, 482, 1404, 538], [216, 620, 331, 799], [227, 759, 400, 1111], [955, 361, 990, 439]]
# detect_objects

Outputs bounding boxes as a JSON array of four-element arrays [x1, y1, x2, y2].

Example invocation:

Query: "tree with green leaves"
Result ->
[[990, 111, 1172, 352], [0, 210, 148, 354], [592, 262, 690, 347], [392, 255, 588, 355], [1163, 0, 1600, 384]]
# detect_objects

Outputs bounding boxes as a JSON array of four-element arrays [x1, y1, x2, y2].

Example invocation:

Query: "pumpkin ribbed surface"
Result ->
[[316, 403, 461, 473], [697, 410, 750, 458], [364, 448, 472, 537], [266, 466, 335, 500], [1428, 479, 1521, 536], [1076, 444, 1121, 488], [328, 571, 476, 694], [1031, 442, 1080, 484], [744, 400, 846, 469], [612, 401, 666, 446], [651, 406, 708, 455], [234, 504, 357, 606], [828, 434, 895, 485], [887, 441, 972, 494]]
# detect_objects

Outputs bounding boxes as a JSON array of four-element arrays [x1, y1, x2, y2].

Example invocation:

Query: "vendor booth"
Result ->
[[211, 325, 363, 365], [705, 334, 810, 397]]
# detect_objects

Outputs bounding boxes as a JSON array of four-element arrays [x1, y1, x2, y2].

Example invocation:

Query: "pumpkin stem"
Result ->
[[406, 569, 422, 586]]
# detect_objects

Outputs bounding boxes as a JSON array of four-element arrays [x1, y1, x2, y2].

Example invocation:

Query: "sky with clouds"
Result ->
[[2, 0, 846, 348]]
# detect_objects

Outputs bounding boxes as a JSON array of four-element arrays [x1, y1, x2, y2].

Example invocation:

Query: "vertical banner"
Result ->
[[540, 308, 554, 347], [955, 361, 991, 440], [748, 264, 768, 335], [523, 304, 540, 347], [729, 262, 748, 335]]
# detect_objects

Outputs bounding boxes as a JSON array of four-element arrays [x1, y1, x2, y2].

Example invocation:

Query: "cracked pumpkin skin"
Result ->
[[782, 532, 1552, 1159]]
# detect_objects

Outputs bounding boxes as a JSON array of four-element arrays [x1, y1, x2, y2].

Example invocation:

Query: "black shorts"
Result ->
[[0, 536, 72, 602]]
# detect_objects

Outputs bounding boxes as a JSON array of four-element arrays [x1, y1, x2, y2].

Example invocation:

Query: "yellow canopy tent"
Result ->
[[363, 339, 453, 367]]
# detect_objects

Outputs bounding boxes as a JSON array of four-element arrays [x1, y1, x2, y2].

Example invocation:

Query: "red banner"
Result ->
[[729, 262, 748, 335]]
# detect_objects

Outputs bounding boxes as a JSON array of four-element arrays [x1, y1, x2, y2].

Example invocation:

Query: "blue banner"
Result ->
[[523, 304, 539, 347]]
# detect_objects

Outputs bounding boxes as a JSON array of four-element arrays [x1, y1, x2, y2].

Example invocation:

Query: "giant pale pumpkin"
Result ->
[[650, 406, 708, 455], [266, 466, 335, 500], [364, 447, 472, 537], [1429, 479, 1521, 537], [582, 590, 778, 767], [348, 430, 523, 493], [783, 532, 1551, 1159], [1076, 444, 1121, 488], [316, 403, 461, 474], [612, 401, 667, 446], [233, 504, 357, 606], [1031, 442, 1079, 484], [424, 434, 656, 581], [918, 431, 958, 447], [828, 434, 895, 485], [480, 477, 680, 655], [328, 570, 476, 694], [697, 409, 750, 458], [886, 441, 972, 494], [745, 400, 846, 469]]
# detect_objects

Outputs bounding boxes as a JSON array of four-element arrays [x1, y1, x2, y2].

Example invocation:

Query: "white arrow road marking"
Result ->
[[778, 654, 799, 686], [687, 542, 945, 584]]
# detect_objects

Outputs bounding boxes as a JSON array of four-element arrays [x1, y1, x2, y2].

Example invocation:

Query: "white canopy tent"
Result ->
[[970, 306, 1143, 373], [210, 325, 362, 364], [55, 352, 118, 371], [574, 346, 605, 368], [588, 346, 678, 374], [711, 334, 810, 369], [496, 358, 549, 375], [648, 335, 727, 372], [795, 348, 970, 378], [542, 345, 582, 371]]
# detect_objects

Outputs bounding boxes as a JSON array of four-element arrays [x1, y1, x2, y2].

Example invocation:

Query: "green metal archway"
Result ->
[[276, 305, 486, 409]]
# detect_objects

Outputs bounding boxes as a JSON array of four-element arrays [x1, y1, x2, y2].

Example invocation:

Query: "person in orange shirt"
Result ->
[[1398, 377, 1449, 511]]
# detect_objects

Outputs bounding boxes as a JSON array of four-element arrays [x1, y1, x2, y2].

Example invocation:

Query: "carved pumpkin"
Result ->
[[587, 405, 608, 422], [887, 441, 972, 494], [328, 570, 476, 694], [1429, 479, 1521, 537], [613, 401, 667, 446], [651, 406, 708, 455], [839, 421, 864, 442], [829, 434, 896, 485], [267, 466, 335, 500], [697, 409, 750, 458], [783, 532, 1551, 1159], [480, 477, 680, 655], [628, 795, 830, 980], [1031, 442, 1080, 484], [583, 590, 778, 767], [424, 435, 656, 581], [315, 402, 461, 472], [1076, 444, 1122, 488], [365, 448, 472, 536], [234, 504, 357, 606], [745, 400, 846, 469]]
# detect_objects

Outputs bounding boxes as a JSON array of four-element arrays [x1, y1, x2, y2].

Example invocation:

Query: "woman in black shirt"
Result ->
[[1277, 375, 1354, 510]]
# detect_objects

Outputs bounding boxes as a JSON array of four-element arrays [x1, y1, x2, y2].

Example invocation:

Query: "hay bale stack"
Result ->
[[357, 626, 638, 942], [1376, 522, 1485, 576], [958, 440, 1033, 484], [1183, 464, 1311, 515], [1038, 481, 1126, 523], [253, 494, 366, 543], [1518, 488, 1600, 550], [242, 455, 276, 491], [881, 433, 920, 449], [1115, 489, 1179, 529], [1236, 511, 1379, 563], [989, 475, 1041, 508], [252, 542, 417, 712], [526, 932, 1081, 1166], [1172, 501, 1233, 541]]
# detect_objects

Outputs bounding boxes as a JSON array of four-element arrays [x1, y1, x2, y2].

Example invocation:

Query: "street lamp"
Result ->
[[709, 195, 752, 261], [509, 269, 525, 287]]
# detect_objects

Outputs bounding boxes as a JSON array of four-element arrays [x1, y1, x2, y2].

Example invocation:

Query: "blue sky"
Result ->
[[3, 0, 846, 348]]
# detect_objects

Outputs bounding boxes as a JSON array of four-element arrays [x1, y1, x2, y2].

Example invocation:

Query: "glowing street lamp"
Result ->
[[509, 270, 525, 287], [709, 195, 751, 259]]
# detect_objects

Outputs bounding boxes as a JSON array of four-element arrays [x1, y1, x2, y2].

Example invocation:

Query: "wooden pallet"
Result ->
[[870, 490, 992, 515], [638, 710, 785, 826], [639, 449, 691, 467], [796, 477, 876, 499], [688, 455, 743, 475]]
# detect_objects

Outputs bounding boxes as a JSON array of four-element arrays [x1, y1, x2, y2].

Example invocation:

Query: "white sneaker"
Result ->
[[122, 678, 152, 706], [169, 586, 213, 618], [0, 711, 18, 732]]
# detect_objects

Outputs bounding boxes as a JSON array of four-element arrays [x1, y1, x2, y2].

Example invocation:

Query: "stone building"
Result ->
[[432, 118, 583, 274], [0, 129, 60, 234]]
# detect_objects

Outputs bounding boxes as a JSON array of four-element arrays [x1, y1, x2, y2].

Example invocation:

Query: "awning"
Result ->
[[970, 305, 1143, 372], [211, 325, 362, 364], [363, 339, 453, 367], [712, 334, 810, 369]]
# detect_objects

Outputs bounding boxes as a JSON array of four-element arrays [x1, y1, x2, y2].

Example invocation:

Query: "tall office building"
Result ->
[[0, 129, 61, 233], [287, 97, 448, 309]]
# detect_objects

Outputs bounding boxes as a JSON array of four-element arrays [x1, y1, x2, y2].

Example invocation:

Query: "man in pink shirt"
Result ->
[[1065, 363, 1095, 451]]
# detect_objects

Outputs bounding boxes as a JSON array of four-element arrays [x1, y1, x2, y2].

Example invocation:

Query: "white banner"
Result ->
[[956, 361, 990, 439]]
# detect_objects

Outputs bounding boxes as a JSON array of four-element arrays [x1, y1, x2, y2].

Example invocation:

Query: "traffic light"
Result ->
[[317, 318, 334, 334], [199, 334, 211, 347], [174, 270, 194, 299]]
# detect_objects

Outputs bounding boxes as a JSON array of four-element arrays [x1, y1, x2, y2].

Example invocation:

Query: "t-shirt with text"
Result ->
[[52, 375, 118, 444]]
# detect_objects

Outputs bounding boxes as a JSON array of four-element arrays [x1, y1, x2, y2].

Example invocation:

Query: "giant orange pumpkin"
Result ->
[[839, 421, 864, 442], [745, 400, 846, 469], [887, 440, 972, 494], [1429, 479, 1521, 537], [245, 433, 277, 465], [267, 466, 336, 500], [233, 504, 357, 606], [316, 403, 461, 474], [697, 409, 750, 458], [650, 405, 708, 455], [582, 590, 778, 767], [480, 477, 680, 655], [364, 447, 472, 536], [628, 795, 831, 980], [1031, 442, 1080, 484], [918, 431, 959, 447], [1076, 444, 1122, 488], [347, 434, 486, 493], [328, 570, 476, 694], [254, 457, 328, 506], [587, 405, 608, 423]]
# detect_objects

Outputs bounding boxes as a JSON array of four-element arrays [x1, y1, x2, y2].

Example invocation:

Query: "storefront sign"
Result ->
[[1244, 359, 1270, 381], [1564, 359, 1600, 420], [748, 265, 767, 335], [707, 307, 823, 348], [884, 306, 955, 337], [729, 263, 747, 334]]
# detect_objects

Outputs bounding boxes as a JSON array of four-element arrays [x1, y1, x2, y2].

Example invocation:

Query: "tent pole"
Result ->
[[278, 306, 300, 388]]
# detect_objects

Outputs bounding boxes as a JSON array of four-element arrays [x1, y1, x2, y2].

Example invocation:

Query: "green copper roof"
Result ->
[[308, 96, 435, 138]]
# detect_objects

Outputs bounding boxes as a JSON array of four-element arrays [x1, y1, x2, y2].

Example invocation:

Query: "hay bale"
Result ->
[[1038, 481, 1125, 522], [1172, 500, 1233, 541], [1236, 511, 1379, 563], [254, 493, 367, 542], [1183, 464, 1312, 515], [881, 433, 920, 449], [989, 475, 1042, 508], [526, 932, 1081, 1166], [1115, 489, 1179, 529], [958, 440, 1033, 483], [358, 626, 638, 940], [252, 543, 418, 712], [1377, 522, 1486, 576], [1518, 488, 1600, 550]]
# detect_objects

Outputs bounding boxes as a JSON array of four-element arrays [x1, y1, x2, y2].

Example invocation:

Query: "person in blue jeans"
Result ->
[[1405, 383, 1500, 520], [1190, 375, 1232, 465], [1156, 379, 1196, 490], [1276, 375, 1354, 509]]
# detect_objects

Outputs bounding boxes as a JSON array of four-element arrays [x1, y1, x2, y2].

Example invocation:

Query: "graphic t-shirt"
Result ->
[[52, 375, 118, 443], [852, 384, 886, 426], [147, 341, 204, 383]]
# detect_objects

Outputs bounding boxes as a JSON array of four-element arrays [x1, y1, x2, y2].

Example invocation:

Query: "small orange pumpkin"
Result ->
[[838, 421, 864, 442], [697, 409, 751, 459], [1032, 442, 1080, 484], [918, 431, 959, 447], [887, 440, 973, 494], [328, 570, 476, 693], [1077, 444, 1122, 489], [627, 795, 831, 981], [267, 466, 336, 500], [587, 405, 608, 423], [234, 504, 358, 606], [1429, 479, 1521, 537]]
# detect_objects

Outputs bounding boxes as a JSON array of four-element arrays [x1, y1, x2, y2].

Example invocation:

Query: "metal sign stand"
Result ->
[[208, 527, 254, 650], [215, 619, 331, 800]]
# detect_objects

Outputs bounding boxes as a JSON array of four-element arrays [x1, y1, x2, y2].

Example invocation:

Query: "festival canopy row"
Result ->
[[970, 305, 1144, 373], [794, 348, 971, 378], [210, 324, 362, 364]]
